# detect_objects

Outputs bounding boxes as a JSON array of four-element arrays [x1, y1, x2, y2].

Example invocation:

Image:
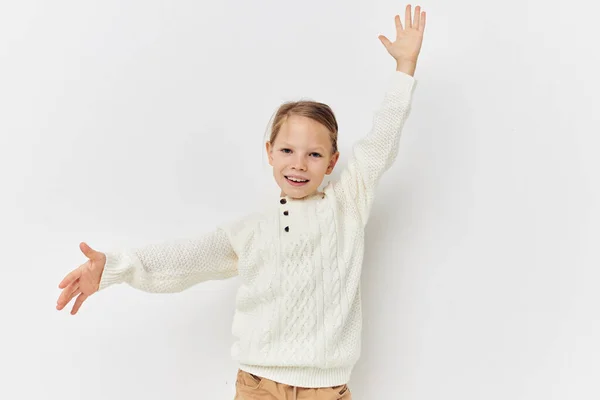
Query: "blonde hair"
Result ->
[[266, 100, 339, 156]]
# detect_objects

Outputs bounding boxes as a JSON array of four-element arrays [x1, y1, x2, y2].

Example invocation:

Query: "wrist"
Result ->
[[396, 59, 417, 76]]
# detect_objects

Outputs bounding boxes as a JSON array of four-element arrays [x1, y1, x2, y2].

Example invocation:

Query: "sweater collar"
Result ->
[[278, 181, 330, 203], [279, 190, 326, 203]]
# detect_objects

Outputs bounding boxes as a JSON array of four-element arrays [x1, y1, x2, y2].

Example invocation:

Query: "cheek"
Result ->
[[319, 159, 331, 170]]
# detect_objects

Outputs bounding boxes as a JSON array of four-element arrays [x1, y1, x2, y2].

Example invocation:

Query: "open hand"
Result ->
[[56, 242, 106, 315], [379, 4, 426, 65]]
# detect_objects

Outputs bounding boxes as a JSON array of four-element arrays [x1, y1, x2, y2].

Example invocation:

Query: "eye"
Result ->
[[280, 149, 322, 157]]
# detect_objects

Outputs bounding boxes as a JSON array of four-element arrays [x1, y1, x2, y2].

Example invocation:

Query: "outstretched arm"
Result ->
[[57, 226, 239, 314], [98, 226, 238, 293]]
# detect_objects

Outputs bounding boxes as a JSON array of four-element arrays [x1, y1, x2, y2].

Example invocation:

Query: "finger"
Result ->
[[58, 267, 81, 289], [395, 14, 403, 36], [420, 11, 426, 32], [413, 5, 421, 29], [71, 293, 88, 315], [57, 282, 79, 309], [65, 289, 82, 310], [378, 35, 392, 50], [66, 286, 81, 306], [57, 280, 78, 307], [405, 4, 412, 29], [80, 242, 98, 260]]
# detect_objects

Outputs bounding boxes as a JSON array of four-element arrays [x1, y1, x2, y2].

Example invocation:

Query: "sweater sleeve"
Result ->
[[97, 226, 238, 293], [331, 70, 418, 225]]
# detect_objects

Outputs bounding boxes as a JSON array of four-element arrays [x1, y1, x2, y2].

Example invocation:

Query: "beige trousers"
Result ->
[[234, 369, 352, 400]]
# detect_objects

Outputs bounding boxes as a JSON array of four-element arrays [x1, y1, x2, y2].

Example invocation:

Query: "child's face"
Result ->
[[266, 115, 339, 199]]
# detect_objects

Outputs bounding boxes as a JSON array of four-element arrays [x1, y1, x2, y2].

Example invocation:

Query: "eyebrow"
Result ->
[[279, 142, 326, 152]]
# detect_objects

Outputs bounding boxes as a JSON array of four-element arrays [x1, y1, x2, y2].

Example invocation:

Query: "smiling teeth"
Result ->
[[288, 177, 307, 182]]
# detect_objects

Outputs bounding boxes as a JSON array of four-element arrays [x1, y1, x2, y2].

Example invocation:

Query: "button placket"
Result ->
[[280, 198, 290, 232]]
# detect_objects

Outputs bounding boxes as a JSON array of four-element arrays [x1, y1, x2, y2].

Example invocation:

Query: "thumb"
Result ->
[[80, 242, 100, 259], [378, 35, 392, 50]]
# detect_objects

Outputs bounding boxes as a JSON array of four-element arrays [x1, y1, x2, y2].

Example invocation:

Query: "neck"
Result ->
[[280, 190, 323, 200]]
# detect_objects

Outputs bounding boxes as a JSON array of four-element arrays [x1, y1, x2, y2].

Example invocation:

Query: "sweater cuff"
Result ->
[[98, 250, 133, 291], [390, 69, 418, 95]]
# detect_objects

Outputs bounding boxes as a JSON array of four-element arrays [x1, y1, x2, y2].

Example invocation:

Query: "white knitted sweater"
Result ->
[[98, 70, 418, 388]]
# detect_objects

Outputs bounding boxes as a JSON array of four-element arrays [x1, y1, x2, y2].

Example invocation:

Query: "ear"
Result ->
[[325, 151, 340, 175], [265, 141, 273, 166]]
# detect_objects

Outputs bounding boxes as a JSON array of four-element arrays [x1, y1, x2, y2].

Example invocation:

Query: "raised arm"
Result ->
[[330, 5, 426, 225]]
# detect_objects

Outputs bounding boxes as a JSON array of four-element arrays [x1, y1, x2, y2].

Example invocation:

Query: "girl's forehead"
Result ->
[[277, 132, 330, 150], [280, 117, 330, 140], [284, 114, 326, 128]]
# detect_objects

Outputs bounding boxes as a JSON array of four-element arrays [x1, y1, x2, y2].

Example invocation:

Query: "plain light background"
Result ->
[[1, 0, 598, 399]]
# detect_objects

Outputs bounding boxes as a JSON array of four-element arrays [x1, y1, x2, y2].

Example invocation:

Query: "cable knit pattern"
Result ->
[[97, 70, 418, 388], [318, 198, 343, 363], [280, 233, 317, 362]]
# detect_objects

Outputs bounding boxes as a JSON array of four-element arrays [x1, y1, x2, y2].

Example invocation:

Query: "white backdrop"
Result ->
[[1, 0, 599, 399]]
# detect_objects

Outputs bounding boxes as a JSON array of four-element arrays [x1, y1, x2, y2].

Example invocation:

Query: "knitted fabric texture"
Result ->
[[98, 70, 418, 388]]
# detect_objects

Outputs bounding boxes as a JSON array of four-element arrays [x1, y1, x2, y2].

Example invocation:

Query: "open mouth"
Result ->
[[285, 176, 309, 186]]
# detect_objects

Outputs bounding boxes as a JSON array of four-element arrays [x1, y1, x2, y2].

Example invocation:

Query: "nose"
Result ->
[[291, 155, 307, 171]]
